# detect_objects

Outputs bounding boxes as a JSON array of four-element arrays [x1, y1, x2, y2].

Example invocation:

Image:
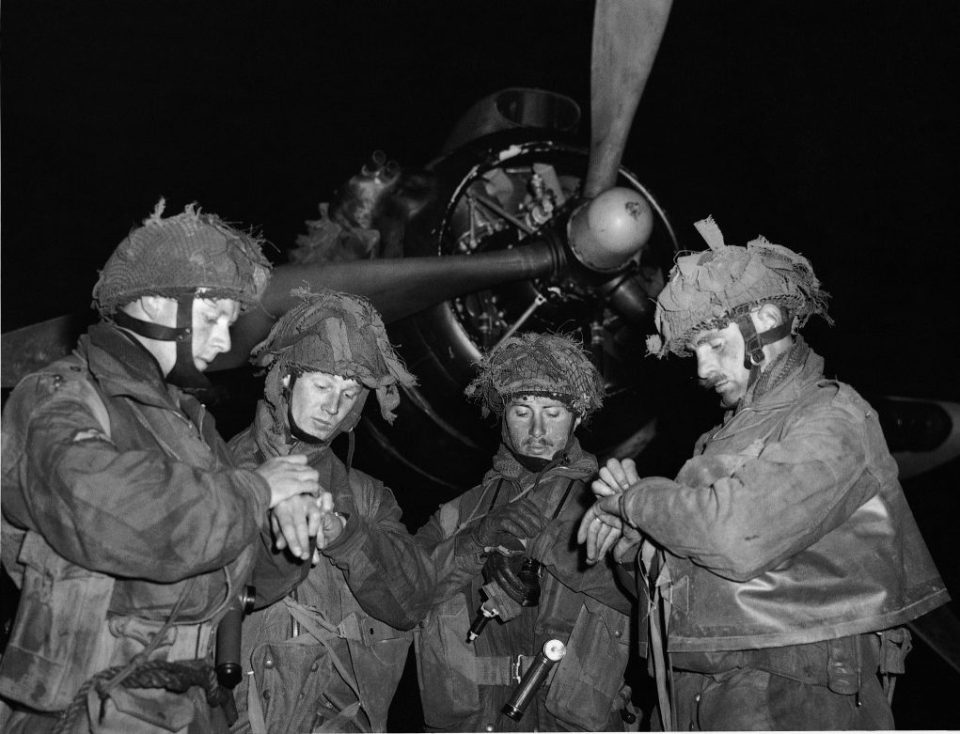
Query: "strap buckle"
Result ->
[[511, 654, 523, 684]]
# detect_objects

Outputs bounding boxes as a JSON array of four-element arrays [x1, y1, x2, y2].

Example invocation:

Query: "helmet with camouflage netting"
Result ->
[[251, 288, 417, 425], [465, 332, 605, 421], [92, 198, 271, 314], [648, 216, 832, 358]]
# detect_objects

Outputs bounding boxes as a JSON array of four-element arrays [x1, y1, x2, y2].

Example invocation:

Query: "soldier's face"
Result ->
[[147, 295, 239, 374], [286, 371, 363, 441], [191, 297, 240, 371], [504, 395, 580, 459], [692, 322, 751, 407]]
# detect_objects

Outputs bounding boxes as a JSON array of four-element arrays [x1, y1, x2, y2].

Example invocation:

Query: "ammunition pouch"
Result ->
[[544, 600, 632, 731], [0, 531, 117, 712], [246, 599, 408, 734], [415, 591, 631, 731], [0, 531, 220, 716]]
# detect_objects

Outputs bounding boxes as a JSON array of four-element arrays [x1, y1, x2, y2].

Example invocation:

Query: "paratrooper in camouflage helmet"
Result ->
[[580, 217, 948, 731]]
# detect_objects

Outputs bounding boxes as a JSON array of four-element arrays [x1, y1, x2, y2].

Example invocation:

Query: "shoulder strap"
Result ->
[[74, 368, 111, 438], [52, 354, 112, 438]]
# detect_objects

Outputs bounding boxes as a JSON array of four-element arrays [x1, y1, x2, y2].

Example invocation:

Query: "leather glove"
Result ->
[[471, 497, 545, 548]]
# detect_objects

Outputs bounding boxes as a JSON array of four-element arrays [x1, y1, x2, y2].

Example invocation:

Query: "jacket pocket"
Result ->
[[545, 603, 630, 730], [0, 531, 116, 711], [350, 637, 411, 732], [415, 595, 481, 728]]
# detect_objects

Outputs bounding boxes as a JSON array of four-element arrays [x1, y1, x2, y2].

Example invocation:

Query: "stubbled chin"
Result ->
[[523, 445, 552, 456], [718, 388, 742, 408]]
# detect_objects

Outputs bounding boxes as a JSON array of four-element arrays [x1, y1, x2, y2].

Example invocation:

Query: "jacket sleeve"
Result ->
[[226, 424, 316, 608], [4, 372, 271, 583], [321, 471, 439, 630], [412, 496, 493, 606], [249, 533, 311, 609], [622, 391, 879, 582], [531, 499, 634, 615]]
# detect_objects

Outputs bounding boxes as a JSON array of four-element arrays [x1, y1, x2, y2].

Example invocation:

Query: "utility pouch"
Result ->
[[878, 626, 913, 704], [545, 602, 631, 730], [0, 531, 116, 711], [415, 595, 481, 728], [88, 686, 195, 733], [826, 635, 860, 695], [878, 627, 912, 676]]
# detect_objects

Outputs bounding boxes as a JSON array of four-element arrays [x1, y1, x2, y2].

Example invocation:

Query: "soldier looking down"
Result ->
[[413, 332, 636, 732], [1, 200, 324, 733], [579, 217, 949, 730]]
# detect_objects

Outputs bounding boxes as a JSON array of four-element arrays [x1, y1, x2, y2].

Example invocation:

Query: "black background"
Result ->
[[2, 1, 959, 728]]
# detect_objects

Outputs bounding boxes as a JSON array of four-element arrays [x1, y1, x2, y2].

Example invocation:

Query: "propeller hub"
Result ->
[[567, 187, 653, 272]]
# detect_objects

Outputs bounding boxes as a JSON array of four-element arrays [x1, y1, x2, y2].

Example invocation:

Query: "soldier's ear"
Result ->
[[755, 302, 784, 331], [139, 295, 176, 324]]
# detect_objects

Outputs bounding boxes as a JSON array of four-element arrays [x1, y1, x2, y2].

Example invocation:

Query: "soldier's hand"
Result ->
[[310, 494, 348, 564], [578, 501, 622, 563], [591, 457, 640, 497], [472, 497, 545, 549], [256, 454, 321, 508], [580, 458, 640, 563], [612, 524, 644, 564], [270, 490, 329, 561]]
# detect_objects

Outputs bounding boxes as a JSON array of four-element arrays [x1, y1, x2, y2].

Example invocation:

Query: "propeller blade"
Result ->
[[585, 0, 673, 198], [211, 240, 560, 369], [1, 242, 560, 382]]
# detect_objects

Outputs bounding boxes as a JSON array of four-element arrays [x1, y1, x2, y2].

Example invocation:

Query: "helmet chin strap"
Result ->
[[733, 313, 792, 371], [112, 294, 211, 389]]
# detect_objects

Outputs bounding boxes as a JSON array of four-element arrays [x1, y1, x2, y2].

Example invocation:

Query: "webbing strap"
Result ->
[[474, 654, 554, 687], [475, 655, 521, 686], [642, 541, 674, 731], [246, 672, 269, 734], [280, 598, 364, 722]]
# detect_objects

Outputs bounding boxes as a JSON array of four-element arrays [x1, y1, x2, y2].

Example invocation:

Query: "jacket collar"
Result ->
[[79, 322, 181, 410], [485, 436, 597, 485], [734, 338, 825, 416], [250, 396, 334, 464]]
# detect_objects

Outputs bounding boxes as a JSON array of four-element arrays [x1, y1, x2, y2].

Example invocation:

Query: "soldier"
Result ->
[[413, 333, 635, 732], [579, 218, 950, 729], [0, 200, 324, 733], [227, 290, 433, 734]]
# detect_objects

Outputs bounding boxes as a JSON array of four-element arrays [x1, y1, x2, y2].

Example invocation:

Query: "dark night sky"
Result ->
[[3, 0, 960, 400], [2, 2, 960, 725]]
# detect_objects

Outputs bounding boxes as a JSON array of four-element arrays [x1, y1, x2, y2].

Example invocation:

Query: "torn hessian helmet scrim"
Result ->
[[647, 216, 832, 357], [465, 332, 605, 421], [251, 288, 417, 425], [92, 198, 272, 314]]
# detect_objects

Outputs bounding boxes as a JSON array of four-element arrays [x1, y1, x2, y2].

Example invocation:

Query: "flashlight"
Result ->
[[215, 585, 256, 688], [502, 639, 566, 721]]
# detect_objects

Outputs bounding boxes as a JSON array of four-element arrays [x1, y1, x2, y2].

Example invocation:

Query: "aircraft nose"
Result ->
[[567, 187, 653, 272]]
